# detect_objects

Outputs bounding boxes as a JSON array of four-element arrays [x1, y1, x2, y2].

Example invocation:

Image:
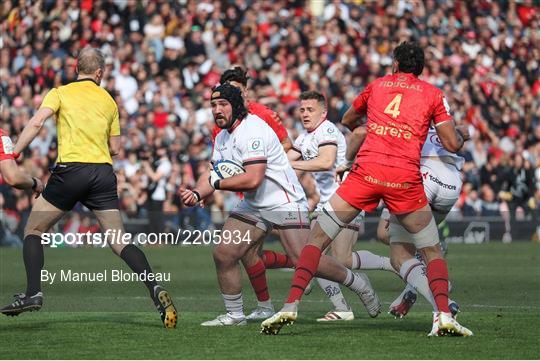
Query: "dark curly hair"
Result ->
[[220, 66, 249, 86], [393, 42, 425, 76]]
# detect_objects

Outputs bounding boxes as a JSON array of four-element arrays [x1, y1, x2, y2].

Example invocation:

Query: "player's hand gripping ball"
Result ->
[[209, 160, 245, 189]]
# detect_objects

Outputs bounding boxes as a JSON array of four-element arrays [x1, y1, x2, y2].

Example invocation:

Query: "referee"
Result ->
[[0, 47, 177, 329]]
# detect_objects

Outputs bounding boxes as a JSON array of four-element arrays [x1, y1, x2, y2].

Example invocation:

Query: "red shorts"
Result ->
[[337, 162, 428, 214]]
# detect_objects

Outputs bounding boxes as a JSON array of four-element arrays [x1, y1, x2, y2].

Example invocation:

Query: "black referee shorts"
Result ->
[[43, 163, 119, 211]]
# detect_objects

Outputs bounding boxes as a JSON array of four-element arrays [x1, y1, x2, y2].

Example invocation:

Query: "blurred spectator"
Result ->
[[1, 0, 539, 240], [142, 145, 172, 233], [479, 184, 501, 217]]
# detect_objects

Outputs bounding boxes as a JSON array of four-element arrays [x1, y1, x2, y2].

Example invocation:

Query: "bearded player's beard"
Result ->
[[215, 114, 235, 129]]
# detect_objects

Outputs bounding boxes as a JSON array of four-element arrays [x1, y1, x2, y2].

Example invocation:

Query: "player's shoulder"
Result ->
[[248, 102, 280, 123], [66, 80, 118, 108], [244, 113, 271, 130], [96, 85, 118, 109], [247, 102, 272, 114], [315, 120, 340, 137], [319, 120, 339, 132]]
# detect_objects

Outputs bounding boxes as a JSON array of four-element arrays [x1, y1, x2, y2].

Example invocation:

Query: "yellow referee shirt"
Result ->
[[39, 79, 120, 164]]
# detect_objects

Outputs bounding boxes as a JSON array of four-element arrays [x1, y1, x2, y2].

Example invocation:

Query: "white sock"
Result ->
[[352, 250, 396, 273], [399, 259, 436, 311], [257, 299, 273, 310], [222, 293, 244, 318], [316, 278, 350, 312], [343, 269, 368, 294]]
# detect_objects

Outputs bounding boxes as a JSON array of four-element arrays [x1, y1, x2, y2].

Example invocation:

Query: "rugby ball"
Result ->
[[213, 159, 245, 179]]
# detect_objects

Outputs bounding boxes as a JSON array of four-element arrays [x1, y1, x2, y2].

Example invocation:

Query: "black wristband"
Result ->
[[31, 177, 37, 190], [208, 175, 221, 190], [192, 190, 201, 202]]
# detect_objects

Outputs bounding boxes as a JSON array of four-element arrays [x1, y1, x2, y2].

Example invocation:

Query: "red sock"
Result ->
[[426, 258, 450, 313], [286, 245, 321, 303], [262, 250, 294, 269], [246, 260, 270, 302]]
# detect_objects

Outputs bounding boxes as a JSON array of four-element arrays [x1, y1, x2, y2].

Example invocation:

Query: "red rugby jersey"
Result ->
[[352, 72, 453, 171]]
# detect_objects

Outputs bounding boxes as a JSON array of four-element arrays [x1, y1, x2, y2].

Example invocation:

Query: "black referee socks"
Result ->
[[23, 235, 44, 296], [120, 245, 158, 298]]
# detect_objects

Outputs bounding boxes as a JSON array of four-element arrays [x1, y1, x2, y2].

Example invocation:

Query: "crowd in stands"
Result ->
[[1, 0, 539, 243]]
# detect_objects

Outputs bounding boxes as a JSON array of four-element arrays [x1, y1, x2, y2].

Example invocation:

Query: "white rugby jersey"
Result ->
[[212, 114, 306, 209], [421, 127, 465, 170], [293, 120, 346, 207]]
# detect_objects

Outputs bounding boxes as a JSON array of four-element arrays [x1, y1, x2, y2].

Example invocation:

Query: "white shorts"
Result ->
[[420, 159, 462, 213], [314, 203, 365, 231], [230, 200, 310, 232]]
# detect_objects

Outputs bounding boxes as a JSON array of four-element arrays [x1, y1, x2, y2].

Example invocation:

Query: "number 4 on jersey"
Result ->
[[384, 94, 402, 118]]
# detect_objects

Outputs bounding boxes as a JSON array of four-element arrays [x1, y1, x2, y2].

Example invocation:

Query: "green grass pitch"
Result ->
[[0, 242, 539, 359]]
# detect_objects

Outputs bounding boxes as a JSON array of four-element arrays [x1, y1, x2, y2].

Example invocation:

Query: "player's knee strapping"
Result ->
[[317, 203, 345, 240], [389, 217, 439, 248]]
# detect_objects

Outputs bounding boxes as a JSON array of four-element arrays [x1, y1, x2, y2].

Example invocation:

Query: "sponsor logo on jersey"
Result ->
[[379, 80, 422, 91], [216, 145, 228, 153], [283, 211, 298, 222], [429, 134, 442, 145], [246, 138, 264, 157], [251, 139, 261, 150], [427, 174, 456, 190], [367, 123, 413, 140], [364, 175, 411, 189]]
